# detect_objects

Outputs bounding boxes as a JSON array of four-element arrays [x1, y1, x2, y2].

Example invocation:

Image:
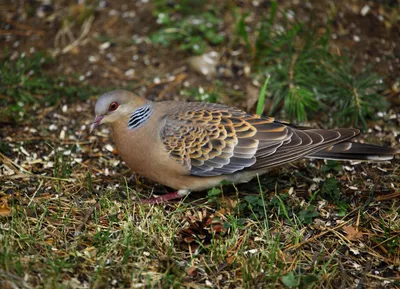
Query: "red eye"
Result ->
[[109, 102, 119, 111]]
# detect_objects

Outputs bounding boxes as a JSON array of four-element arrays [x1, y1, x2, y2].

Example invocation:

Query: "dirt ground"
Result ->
[[1, 1, 400, 101], [0, 1, 399, 288]]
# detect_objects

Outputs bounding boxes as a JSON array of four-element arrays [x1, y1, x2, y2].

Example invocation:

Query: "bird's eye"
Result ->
[[109, 102, 119, 111]]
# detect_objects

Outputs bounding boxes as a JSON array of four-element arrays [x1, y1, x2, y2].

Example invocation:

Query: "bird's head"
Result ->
[[90, 90, 146, 132]]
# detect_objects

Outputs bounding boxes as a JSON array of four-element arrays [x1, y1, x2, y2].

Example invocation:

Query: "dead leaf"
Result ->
[[0, 202, 11, 217], [246, 83, 260, 112], [45, 238, 54, 245], [185, 266, 198, 277], [343, 225, 363, 241]]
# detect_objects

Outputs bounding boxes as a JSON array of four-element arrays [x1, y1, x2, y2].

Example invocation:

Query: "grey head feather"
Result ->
[[95, 90, 133, 116]]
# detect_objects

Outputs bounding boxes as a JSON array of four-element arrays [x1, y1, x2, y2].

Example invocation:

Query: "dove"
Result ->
[[91, 90, 399, 204]]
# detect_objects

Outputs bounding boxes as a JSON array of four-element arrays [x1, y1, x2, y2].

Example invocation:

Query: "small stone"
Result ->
[[99, 42, 111, 50], [105, 144, 114, 152], [360, 5, 370, 16], [106, 53, 116, 62], [125, 69, 135, 77], [88, 55, 98, 63], [20, 146, 30, 156], [59, 130, 65, 140], [49, 124, 58, 131], [244, 249, 258, 254]]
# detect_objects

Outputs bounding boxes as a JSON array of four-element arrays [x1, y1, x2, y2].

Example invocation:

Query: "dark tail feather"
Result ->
[[308, 142, 399, 161]]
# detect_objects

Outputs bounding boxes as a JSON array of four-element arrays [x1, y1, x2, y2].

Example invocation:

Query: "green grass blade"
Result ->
[[256, 75, 271, 116]]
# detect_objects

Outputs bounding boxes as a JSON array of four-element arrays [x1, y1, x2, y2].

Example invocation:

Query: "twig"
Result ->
[[365, 273, 400, 281], [27, 179, 43, 206], [52, 15, 94, 57], [371, 235, 399, 250], [0, 270, 32, 289], [376, 192, 400, 201], [0, 18, 45, 36], [1, 18, 44, 34], [284, 218, 353, 251], [0, 28, 34, 37], [158, 73, 188, 99], [0, 151, 29, 175], [1, 174, 73, 182]]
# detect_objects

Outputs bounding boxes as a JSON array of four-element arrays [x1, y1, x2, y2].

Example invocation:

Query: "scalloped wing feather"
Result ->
[[160, 102, 361, 177], [160, 103, 288, 176]]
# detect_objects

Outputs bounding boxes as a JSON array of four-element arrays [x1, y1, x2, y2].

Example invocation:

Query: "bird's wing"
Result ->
[[160, 102, 359, 176]]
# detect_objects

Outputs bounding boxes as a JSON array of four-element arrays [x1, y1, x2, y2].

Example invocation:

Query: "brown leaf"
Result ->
[[185, 266, 198, 277], [246, 83, 260, 112], [45, 238, 54, 245], [0, 203, 11, 217], [343, 225, 363, 241]]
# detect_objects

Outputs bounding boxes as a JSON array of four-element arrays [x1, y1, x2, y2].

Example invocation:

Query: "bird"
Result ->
[[90, 90, 399, 204]]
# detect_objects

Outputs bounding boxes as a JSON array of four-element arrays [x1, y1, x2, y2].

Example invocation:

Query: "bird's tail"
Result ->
[[308, 142, 399, 161]]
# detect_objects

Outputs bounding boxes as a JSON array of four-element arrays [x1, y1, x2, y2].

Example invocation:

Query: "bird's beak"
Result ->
[[90, 115, 104, 133]]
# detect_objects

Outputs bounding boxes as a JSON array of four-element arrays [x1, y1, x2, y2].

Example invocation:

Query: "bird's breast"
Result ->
[[111, 119, 190, 187]]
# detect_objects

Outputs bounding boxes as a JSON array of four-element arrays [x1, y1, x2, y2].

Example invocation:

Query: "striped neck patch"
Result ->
[[128, 104, 153, 129]]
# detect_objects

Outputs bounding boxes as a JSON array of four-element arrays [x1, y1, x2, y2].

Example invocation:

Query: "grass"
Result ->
[[242, 4, 388, 127], [2, 167, 398, 288], [256, 76, 271, 116], [0, 184, 326, 287], [1, 138, 399, 288], [151, 1, 224, 55], [148, 0, 389, 128], [2, 114, 398, 288], [0, 50, 97, 123], [1, 0, 399, 288]]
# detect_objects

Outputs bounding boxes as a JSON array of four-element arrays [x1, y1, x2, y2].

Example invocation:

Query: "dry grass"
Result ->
[[1, 114, 399, 288]]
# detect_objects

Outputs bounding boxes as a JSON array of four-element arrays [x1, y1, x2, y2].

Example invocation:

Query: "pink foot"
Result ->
[[139, 190, 190, 205]]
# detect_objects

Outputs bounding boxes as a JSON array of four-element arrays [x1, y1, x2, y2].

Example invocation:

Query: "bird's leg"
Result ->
[[139, 189, 190, 204]]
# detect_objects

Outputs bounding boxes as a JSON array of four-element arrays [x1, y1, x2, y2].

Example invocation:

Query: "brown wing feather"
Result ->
[[251, 128, 359, 169], [160, 102, 361, 177], [160, 102, 291, 176]]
